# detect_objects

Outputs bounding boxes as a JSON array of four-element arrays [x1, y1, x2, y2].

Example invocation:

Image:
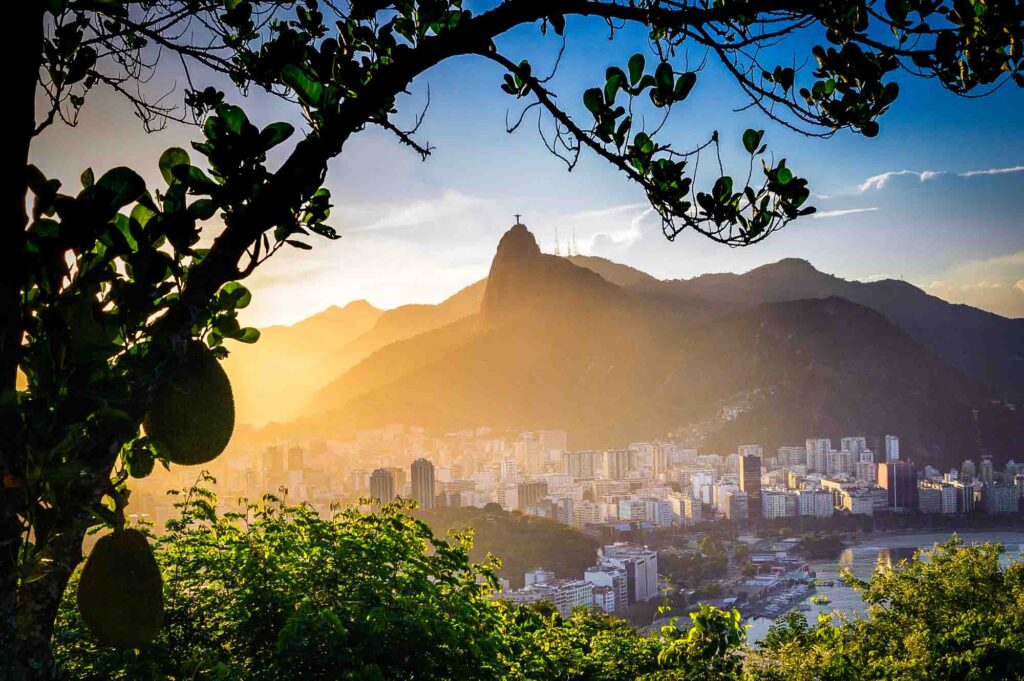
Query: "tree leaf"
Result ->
[[260, 122, 295, 150], [282, 64, 324, 108], [96, 167, 146, 209], [583, 88, 603, 115], [742, 129, 764, 155], [628, 53, 645, 86], [159, 148, 191, 185]]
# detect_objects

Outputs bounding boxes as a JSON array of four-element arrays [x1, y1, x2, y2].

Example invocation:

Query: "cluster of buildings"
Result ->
[[129, 424, 1024, 532], [349, 431, 1024, 529], [493, 543, 659, 617]]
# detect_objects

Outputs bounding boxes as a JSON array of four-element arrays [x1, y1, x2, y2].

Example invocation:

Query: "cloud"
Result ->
[[348, 189, 484, 234], [959, 165, 1024, 178], [858, 170, 942, 192], [812, 207, 880, 219], [857, 164, 1024, 193], [924, 251, 1024, 318], [859, 274, 891, 283]]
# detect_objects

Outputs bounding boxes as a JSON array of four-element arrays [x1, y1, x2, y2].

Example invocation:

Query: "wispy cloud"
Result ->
[[349, 190, 484, 233], [858, 170, 942, 192], [959, 165, 1024, 178], [924, 250, 1024, 318], [858, 164, 1023, 192], [813, 207, 880, 219]]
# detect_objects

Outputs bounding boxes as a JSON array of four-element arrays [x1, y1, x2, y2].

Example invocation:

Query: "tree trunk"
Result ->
[[11, 515, 88, 681], [0, 4, 44, 676]]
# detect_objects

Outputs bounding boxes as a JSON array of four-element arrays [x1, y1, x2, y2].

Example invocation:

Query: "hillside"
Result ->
[[641, 259, 1024, 401], [228, 282, 485, 426], [290, 226, 1020, 469], [224, 300, 383, 425]]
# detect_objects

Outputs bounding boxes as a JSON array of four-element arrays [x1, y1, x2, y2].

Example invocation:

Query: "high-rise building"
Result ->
[[877, 461, 917, 510], [287, 446, 304, 471], [979, 456, 995, 486], [369, 468, 396, 504], [721, 488, 749, 521], [777, 446, 806, 467], [1005, 460, 1019, 483], [411, 458, 436, 510], [517, 480, 549, 511], [739, 454, 762, 519], [669, 492, 703, 525], [737, 444, 763, 458], [961, 459, 976, 483], [500, 457, 519, 482], [384, 466, 406, 491], [762, 490, 798, 519], [884, 435, 900, 462], [571, 500, 603, 528], [584, 565, 628, 612], [841, 437, 868, 457], [951, 480, 977, 513], [262, 446, 284, 482], [918, 486, 942, 514], [598, 544, 659, 604], [605, 449, 632, 481], [805, 438, 831, 473], [653, 444, 673, 477], [983, 484, 1017, 514], [798, 489, 834, 518], [562, 450, 600, 480]]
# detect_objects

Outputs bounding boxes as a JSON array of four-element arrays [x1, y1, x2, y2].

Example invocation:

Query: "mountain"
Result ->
[[290, 226, 1021, 469], [636, 258, 1024, 401], [228, 281, 486, 427], [567, 255, 661, 289], [224, 300, 383, 425]]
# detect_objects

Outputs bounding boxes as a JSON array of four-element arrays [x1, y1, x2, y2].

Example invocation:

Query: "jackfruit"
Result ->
[[77, 529, 164, 648], [144, 345, 234, 465]]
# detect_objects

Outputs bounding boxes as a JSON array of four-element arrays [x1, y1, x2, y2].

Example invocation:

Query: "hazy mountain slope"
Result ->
[[224, 300, 383, 425], [642, 259, 1024, 401], [232, 281, 486, 426], [293, 227, 1020, 468], [335, 279, 485, 370], [567, 255, 661, 289]]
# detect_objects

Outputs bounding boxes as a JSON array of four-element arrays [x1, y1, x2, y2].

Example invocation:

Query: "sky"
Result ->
[[31, 7, 1024, 326]]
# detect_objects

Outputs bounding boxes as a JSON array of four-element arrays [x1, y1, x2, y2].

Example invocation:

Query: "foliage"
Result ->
[[55, 482, 746, 680], [660, 550, 728, 588], [56, 485, 513, 680], [747, 538, 1024, 680], [795, 533, 846, 559], [417, 505, 599, 588]]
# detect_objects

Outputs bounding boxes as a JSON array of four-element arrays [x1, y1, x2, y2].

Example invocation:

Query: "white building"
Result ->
[[885, 435, 900, 462], [525, 568, 555, 586], [598, 544, 659, 604], [798, 489, 834, 518], [584, 565, 628, 612], [762, 489, 798, 519]]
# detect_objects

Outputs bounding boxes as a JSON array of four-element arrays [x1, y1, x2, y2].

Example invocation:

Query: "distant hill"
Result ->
[[227, 283, 485, 426], [224, 300, 383, 425], [638, 258, 1024, 401], [567, 255, 661, 289], [287, 225, 1021, 469]]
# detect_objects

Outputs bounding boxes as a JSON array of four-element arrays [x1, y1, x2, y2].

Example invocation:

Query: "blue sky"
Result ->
[[31, 8, 1023, 324]]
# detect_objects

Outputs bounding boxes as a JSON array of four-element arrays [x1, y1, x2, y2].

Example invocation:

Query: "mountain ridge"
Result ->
[[273, 225, 1021, 469]]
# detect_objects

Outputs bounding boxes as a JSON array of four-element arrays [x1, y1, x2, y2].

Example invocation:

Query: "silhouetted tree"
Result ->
[[3, 1, 1022, 676]]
